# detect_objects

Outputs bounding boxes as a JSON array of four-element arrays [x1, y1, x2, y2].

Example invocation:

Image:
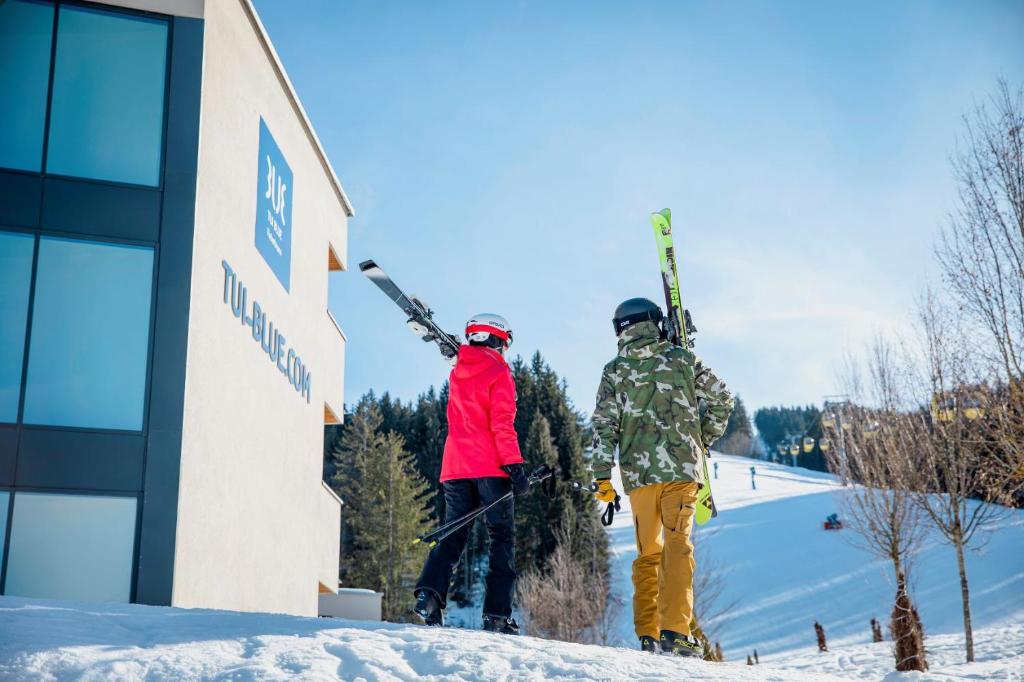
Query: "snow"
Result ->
[[776, 623, 1024, 681], [0, 596, 839, 681], [1, 453, 1020, 681], [605, 453, 1024, 678]]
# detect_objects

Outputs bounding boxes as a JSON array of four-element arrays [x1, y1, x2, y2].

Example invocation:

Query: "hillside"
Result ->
[[0, 596, 841, 681], [0, 454, 1021, 681], [606, 453, 1024, 675]]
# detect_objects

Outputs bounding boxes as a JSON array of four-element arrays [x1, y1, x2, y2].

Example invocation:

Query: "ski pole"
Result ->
[[421, 464, 551, 541], [415, 466, 553, 548], [416, 466, 552, 547], [416, 492, 511, 548]]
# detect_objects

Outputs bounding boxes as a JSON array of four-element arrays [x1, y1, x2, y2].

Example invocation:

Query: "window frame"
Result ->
[[0, 487, 142, 602], [0, 228, 37, 423], [1, 228, 160, 436], [0, 0, 173, 191], [0, 0, 56, 174], [0, 488, 12, 595]]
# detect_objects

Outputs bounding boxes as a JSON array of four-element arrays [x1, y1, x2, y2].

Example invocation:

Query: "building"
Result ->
[[0, 0, 350, 617]]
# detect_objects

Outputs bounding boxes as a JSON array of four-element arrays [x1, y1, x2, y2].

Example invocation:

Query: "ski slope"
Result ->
[[0, 596, 840, 681], [1, 455, 1021, 681], [606, 453, 1024, 676]]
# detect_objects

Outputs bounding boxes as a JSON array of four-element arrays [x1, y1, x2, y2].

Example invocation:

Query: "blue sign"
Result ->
[[254, 118, 293, 291]]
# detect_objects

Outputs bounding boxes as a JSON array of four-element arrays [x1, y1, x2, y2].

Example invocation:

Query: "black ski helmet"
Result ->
[[612, 298, 663, 335]]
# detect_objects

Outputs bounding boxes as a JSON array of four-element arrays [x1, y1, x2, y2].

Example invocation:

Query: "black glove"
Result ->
[[501, 464, 531, 497]]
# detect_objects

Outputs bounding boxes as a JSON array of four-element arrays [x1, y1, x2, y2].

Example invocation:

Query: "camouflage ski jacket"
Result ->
[[589, 321, 733, 494]]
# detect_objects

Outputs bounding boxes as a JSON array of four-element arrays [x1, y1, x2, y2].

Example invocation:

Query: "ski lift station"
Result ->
[[0, 0, 352, 617]]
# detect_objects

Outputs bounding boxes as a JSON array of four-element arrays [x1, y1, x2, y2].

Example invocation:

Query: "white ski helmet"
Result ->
[[465, 313, 513, 349]]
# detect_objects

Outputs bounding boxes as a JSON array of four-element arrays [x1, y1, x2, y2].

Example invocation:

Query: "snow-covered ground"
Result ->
[[777, 623, 1024, 681], [605, 454, 1024, 678], [1, 454, 1021, 681], [0, 596, 839, 681]]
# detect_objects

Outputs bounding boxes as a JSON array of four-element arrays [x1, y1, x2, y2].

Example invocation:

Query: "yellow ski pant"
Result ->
[[629, 480, 699, 639]]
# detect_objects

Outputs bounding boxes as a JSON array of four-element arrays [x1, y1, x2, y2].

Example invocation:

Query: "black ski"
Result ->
[[359, 260, 461, 360]]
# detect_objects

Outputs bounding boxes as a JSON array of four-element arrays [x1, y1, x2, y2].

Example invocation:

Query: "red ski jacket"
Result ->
[[440, 344, 523, 482]]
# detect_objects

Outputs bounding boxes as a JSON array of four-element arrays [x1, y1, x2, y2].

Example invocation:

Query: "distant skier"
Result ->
[[413, 314, 529, 634], [589, 298, 733, 656]]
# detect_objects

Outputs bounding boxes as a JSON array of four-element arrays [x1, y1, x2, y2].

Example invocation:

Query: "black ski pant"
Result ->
[[415, 476, 516, 618]]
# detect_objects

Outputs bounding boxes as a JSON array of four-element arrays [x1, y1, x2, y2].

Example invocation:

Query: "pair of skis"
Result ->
[[650, 208, 717, 526], [359, 260, 461, 360]]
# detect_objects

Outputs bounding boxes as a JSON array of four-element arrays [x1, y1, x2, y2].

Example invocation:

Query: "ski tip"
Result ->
[[358, 259, 378, 272], [650, 211, 671, 233]]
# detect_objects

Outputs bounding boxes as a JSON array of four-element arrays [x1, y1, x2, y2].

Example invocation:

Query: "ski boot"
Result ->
[[660, 630, 702, 658], [639, 635, 659, 653], [414, 590, 444, 627], [482, 615, 520, 635]]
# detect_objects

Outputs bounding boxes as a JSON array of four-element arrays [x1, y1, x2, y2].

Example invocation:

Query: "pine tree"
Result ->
[[332, 401, 432, 622], [753, 405, 829, 471], [512, 353, 609, 576], [515, 411, 561, 573], [405, 385, 449, 518], [718, 394, 754, 456]]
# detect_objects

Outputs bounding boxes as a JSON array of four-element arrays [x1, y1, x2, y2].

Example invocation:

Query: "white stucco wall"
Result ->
[[174, 0, 347, 616]]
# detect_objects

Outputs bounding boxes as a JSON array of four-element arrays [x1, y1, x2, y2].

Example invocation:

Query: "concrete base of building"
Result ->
[[318, 589, 383, 621]]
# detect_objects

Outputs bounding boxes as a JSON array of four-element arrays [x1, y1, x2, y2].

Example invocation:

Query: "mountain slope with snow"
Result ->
[[606, 453, 1024, 676], [0, 454, 1021, 681], [0, 596, 840, 681]]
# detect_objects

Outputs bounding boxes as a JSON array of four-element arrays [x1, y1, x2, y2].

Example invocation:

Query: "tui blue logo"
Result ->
[[254, 118, 293, 292]]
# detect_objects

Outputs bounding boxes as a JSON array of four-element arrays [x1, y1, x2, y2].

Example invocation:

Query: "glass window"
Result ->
[[0, 491, 9, 563], [5, 492, 136, 602], [45, 5, 167, 186], [23, 237, 153, 431], [0, 0, 54, 172], [0, 232, 35, 423]]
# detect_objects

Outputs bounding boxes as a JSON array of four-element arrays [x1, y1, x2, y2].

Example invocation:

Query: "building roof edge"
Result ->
[[239, 0, 355, 218]]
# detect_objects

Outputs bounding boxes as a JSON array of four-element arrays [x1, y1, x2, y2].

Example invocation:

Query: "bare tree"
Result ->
[[937, 78, 1024, 489], [938, 79, 1024, 379], [897, 294, 1017, 663], [825, 337, 929, 672], [826, 340, 929, 590], [689, 532, 737, 662], [517, 512, 620, 646], [692, 529, 738, 639]]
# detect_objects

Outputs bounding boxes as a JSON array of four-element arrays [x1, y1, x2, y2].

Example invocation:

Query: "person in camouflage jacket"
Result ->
[[589, 298, 733, 656]]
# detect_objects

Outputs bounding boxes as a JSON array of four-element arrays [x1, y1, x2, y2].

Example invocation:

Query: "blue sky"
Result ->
[[254, 0, 1024, 416]]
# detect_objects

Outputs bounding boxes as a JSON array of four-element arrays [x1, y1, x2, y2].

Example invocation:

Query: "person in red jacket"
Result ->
[[414, 313, 528, 634]]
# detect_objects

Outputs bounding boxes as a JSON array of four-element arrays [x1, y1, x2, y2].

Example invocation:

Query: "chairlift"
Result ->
[[931, 390, 986, 422], [802, 436, 815, 453], [789, 443, 799, 456], [820, 438, 831, 452]]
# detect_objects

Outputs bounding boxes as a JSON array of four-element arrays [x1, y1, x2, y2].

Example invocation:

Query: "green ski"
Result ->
[[650, 208, 717, 526]]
